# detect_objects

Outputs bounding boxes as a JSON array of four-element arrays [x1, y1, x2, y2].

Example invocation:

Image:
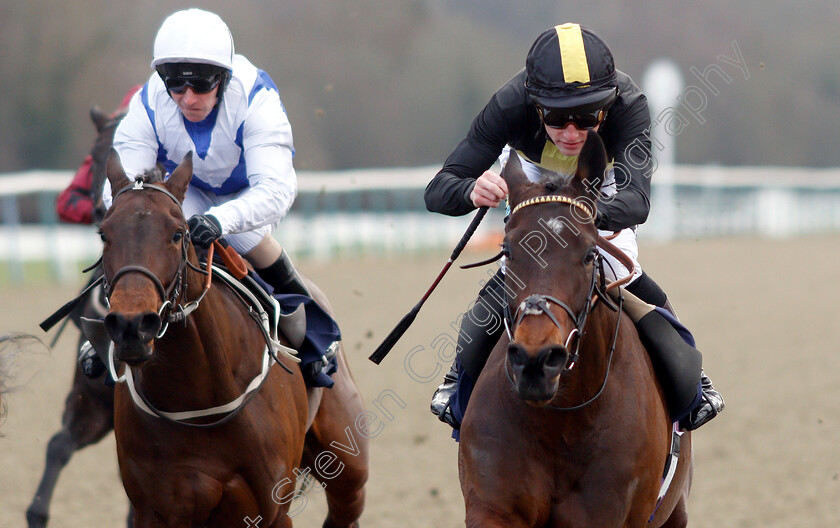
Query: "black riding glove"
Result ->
[[187, 214, 223, 249]]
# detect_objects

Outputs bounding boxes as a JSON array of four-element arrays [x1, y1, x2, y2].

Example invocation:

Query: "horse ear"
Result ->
[[90, 106, 109, 133], [502, 152, 535, 209], [106, 148, 131, 197], [573, 130, 608, 202], [165, 152, 193, 203]]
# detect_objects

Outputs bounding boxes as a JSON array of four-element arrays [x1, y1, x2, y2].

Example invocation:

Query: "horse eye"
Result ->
[[98, 230, 107, 243], [172, 232, 183, 243], [583, 248, 597, 265]]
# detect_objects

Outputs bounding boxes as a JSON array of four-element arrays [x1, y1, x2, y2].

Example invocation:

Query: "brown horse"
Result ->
[[458, 132, 692, 527], [27, 106, 129, 528], [89, 105, 127, 223], [98, 151, 367, 527]]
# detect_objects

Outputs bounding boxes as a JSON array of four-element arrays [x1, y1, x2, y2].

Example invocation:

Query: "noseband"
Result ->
[[105, 176, 206, 337], [511, 254, 603, 372]]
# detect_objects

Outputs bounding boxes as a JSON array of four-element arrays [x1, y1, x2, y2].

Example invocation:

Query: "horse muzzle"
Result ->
[[104, 311, 161, 365], [507, 342, 568, 404]]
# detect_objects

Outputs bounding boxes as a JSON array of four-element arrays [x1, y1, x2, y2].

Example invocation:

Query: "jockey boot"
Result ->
[[622, 277, 726, 430], [430, 361, 461, 428], [430, 269, 507, 428], [256, 251, 311, 297], [78, 340, 105, 378], [626, 272, 669, 310], [681, 370, 725, 431]]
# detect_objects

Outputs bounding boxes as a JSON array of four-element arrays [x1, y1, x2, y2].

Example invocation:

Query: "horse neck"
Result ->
[[552, 303, 620, 411]]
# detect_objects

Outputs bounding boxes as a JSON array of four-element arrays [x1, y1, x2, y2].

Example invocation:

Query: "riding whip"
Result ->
[[368, 206, 489, 364]]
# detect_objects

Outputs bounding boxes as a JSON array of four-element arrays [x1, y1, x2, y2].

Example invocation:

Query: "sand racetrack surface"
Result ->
[[1, 235, 839, 527]]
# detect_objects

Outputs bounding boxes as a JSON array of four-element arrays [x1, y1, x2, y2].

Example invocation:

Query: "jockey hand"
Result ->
[[470, 170, 509, 208], [187, 214, 223, 249]]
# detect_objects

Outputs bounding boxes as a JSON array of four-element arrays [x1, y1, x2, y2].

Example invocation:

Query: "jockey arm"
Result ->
[[107, 80, 296, 238], [425, 90, 515, 216], [106, 86, 160, 209], [595, 76, 654, 231], [204, 89, 296, 235]]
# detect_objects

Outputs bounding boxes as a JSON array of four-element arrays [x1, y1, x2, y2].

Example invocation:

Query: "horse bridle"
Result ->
[[505, 194, 629, 411], [510, 254, 603, 372], [102, 176, 301, 428], [104, 176, 207, 337]]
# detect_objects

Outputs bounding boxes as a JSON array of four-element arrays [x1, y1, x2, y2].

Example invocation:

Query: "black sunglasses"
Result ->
[[163, 74, 223, 95], [537, 105, 606, 130]]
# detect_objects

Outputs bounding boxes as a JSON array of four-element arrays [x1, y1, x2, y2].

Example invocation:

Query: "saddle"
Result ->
[[610, 288, 702, 422], [205, 240, 307, 352], [199, 241, 341, 389]]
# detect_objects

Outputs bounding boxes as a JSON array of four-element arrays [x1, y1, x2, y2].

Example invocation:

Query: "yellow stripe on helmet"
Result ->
[[555, 23, 590, 84]]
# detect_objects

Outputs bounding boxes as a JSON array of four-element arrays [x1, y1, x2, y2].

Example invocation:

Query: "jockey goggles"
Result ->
[[156, 63, 225, 95], [536, 104, 607, 130]]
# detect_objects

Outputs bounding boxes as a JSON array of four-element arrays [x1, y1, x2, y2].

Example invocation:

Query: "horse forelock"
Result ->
[[137, 167, 165, 185], [504, 185, 598, 312]]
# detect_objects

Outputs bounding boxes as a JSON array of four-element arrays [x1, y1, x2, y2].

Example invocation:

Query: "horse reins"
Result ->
[[103, 176, 299, 427]]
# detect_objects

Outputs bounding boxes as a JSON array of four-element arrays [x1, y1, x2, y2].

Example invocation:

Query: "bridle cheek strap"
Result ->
[[104, 177, 208, 335]]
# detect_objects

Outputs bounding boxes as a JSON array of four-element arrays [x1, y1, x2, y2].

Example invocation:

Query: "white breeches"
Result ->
[[598, 227, 642, 284]]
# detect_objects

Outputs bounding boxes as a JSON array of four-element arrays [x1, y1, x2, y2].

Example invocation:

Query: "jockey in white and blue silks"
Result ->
[[78, 8, 342, 386], [107, 8, 310, 299], [110, 55, 295, 257]]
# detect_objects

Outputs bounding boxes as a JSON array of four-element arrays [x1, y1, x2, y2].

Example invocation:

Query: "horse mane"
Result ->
[[542, 176, 580, 199], [136, 167, 166, 185]]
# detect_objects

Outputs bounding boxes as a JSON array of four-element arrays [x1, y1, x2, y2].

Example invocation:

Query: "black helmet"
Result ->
[[525, 23, 618, 111]]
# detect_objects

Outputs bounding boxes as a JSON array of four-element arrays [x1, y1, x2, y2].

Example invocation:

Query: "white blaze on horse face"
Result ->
[[545, 217, 566, 238], [518, 216, 582, 269]]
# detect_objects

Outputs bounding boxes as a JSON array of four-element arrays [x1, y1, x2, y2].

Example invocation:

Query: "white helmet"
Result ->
[[151, 9, 234, 70]]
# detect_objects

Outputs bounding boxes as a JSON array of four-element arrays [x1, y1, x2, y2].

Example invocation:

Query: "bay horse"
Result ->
[[458, 132, 692, 527], [89, 104, 127, 223], [27, 105, 130, 528], [97, 150, 367, 527]]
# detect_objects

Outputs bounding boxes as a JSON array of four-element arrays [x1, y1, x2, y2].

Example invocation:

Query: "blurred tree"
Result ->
[[0, 0, 837, 172]]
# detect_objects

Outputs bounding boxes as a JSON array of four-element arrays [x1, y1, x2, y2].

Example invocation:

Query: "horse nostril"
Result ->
[[507, 343, 528, 367], [104, 313, 128, 342], [135, 312, 162, 342], [543, 345, 568, 369], [103, 312, 160, 343]]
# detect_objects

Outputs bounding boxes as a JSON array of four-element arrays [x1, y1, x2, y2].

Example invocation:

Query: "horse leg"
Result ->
[[26, 363, 114, 528], [658, 495, 688, 528], [465, 507, 530, 528], [302, 347, 368, 528], [25, 428, 75, 528]]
